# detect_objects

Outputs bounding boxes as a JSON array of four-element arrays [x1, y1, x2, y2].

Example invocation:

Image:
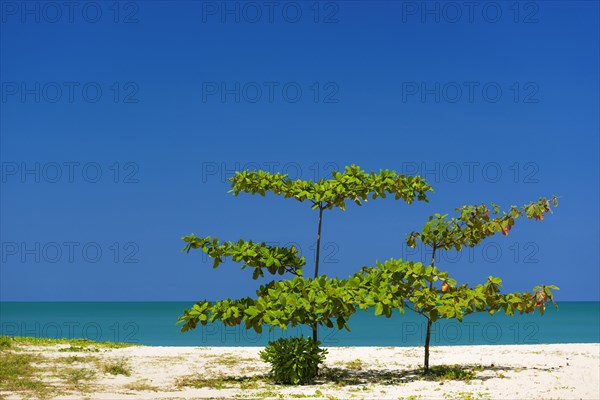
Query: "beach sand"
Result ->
[[2, 343, 598, 399]]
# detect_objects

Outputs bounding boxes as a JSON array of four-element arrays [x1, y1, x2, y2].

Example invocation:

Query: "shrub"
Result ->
[[259, 336, 327, 385]]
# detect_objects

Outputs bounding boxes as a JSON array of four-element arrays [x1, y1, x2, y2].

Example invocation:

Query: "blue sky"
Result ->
[[1, 1, 598, 302]]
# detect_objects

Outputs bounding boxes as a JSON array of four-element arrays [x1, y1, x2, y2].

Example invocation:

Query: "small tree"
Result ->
[[355, 196, 559, 372], [177, 164, 560, 378], [178, 165, 433, 342]]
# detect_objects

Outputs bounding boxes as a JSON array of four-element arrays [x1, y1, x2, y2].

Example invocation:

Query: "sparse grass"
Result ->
[[176, 373, 267, 390], [424, 364, 484, 382], [0, 335, 136, 349], [176, 375, 231, 390], [1, 348, 103, 398], [451, 391, 491, 400], [345, 359, 366, 370], [252, 389, 280, 398], [1, 338, 536, 399], [318, 367, 356, 384], [315, 363, 492, 387], [58, 345, 100, 353], [173, 363, 491, 397], [101, 358, 132, 376], [0, 336, 13, 349], [124, 379, 160, 391], [348, 385, 371, 393], [239, 377, 265, 390], [211, 354, 241, 368], [146, 355, 186, 365], [0, 351, 54, 398], [58, 355, 99, 364], [285, 392, 330, 398], [59, 368, 96, 389], [204, 353, 257, 369]]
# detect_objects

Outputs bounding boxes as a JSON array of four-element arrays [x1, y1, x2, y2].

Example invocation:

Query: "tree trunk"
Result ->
[[312, 205, 324, 343], [423, 245, 437, 373], [424, 317, 432, 373], [314, 205, 324, 278]]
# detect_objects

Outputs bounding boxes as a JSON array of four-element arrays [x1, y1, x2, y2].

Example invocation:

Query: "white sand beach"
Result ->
[[2, 343, 599, 399]]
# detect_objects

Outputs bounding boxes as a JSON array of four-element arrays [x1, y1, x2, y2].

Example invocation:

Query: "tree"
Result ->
[[355, 196, 559, 372], [179, 165, 433, 341], [177, 164, 559, 376]]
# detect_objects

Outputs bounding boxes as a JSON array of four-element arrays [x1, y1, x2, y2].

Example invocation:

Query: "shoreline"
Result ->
[[2, 340, 599, 399], [126, 341, 600, 347]]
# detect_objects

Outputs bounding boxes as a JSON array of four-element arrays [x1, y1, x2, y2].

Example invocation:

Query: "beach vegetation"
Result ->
[[0, 351, 54, 398], [178, 165, 432, 383], [101, 358, 132, 376], [259, 336, 327, 384], [179, 165, 432, 342], [59, 367, 96, 389], [423, 364, 483, 382], [453, 391, 491, 400], [58, 355, 99, 364], [176, 373, 268, 390], [210, 354, 256, 368], [345, 359, 366, 370], [59, 345, 101, 353], [0, 339, 111, 398], [124, 379, 160, 391], [177, 164, 559, 380], [0, 335, 135, 349], [353, 196, 559, 372], [0, 336, 12, 349]]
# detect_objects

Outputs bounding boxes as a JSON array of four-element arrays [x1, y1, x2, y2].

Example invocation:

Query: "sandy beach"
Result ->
[[1, 341, 599, 399]]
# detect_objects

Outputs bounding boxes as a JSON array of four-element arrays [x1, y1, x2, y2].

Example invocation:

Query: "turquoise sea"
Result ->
[[1, 302, 598, 347]]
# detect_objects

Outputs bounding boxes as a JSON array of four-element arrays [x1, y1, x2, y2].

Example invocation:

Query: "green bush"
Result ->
[[259, 336, 327, 385]]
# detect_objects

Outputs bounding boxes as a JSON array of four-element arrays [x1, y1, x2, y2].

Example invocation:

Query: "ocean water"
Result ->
[[1, 302, 598, 347]]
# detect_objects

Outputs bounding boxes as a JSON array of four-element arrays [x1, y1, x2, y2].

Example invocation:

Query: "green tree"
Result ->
[[356, 196, 559, 372], [179, 165, 433, 341], [177, 165, 559, 376]]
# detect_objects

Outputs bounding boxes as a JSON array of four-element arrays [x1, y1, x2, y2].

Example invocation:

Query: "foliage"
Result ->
[[355, 258, 558, 321], [178, 275, 359, 333], [179, 164, 433, 339], [229, 164, 433, 210], [259, 337, 328, 384], [406, 196, 559, 251], [181, 235, 306, 278], [178, 164, 559, 374], [400, 197, 559, 320], [389, 196, 558, 370]]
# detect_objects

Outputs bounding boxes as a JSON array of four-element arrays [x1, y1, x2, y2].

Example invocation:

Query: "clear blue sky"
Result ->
[[1, 1, 598, 301]]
